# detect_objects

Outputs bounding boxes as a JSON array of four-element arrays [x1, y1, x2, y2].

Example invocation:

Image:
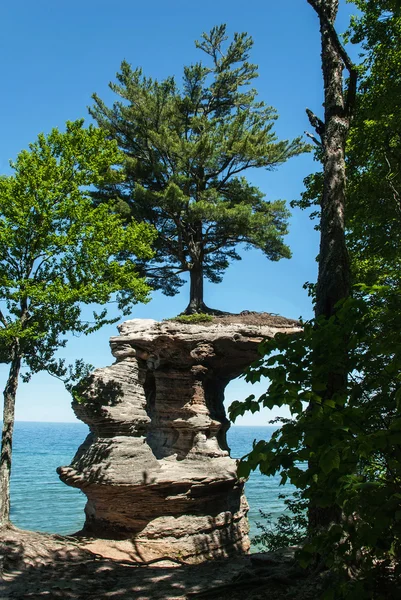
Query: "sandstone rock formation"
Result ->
[[58, 313, 300, 563]]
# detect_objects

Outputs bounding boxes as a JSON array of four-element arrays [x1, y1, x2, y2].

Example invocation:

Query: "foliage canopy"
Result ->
[[231, 1, 401, 596], [0, 120, 155, 372], [0, 120, 155, 524], [90, 24, 308, 312]]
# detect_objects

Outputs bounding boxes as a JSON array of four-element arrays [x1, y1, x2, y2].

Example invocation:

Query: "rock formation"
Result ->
[[58, 313, 300, 563]]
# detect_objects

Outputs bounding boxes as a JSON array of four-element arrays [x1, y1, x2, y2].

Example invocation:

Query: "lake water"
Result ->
[[10, 422, 289, 545]]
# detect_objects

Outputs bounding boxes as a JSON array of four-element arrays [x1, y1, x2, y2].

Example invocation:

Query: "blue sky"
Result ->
[[0, 0, 357, 424]]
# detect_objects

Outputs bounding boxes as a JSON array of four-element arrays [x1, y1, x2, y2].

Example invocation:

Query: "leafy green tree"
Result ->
[[299, 0, 401, 295], [305, 0, 357, 319], [300, 0, 358, 530], [345, 0, 401, 291], [230, 295, 401, 597], [90, 24, 308, 314], [253, 491, 308, 551], [0, 120, 155, 525], [230, 1, 401, 596]]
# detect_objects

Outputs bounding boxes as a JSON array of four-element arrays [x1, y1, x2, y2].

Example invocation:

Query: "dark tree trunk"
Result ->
[[314, 0, 351, 319], [187, 263, 205, 313], [184, 263, 229, 315], [184, 220, 209, 314], [183, 218, 230, 315], [306, 0, 357, 530], [0, 349, 21, 526]]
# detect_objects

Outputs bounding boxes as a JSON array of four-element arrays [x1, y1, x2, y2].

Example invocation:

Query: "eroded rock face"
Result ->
[[58, 314, 300, 563]]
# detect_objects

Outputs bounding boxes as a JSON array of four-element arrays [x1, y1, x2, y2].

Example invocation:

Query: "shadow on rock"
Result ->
[[0, 526, 250, 600]]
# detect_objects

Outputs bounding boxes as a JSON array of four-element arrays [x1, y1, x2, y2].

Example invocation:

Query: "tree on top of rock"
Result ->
[[90, 24, 309, 314]]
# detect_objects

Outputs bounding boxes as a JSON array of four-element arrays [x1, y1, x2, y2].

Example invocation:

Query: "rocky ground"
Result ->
[[1, 313, 311, 599], [171, 312, 300, 327], [0, 526, 325, 600]]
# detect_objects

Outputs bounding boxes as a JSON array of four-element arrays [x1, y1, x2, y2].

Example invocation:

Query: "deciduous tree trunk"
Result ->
[[313, 0, 351, 319], [306, 0, 357, 530], [0, 350, 21, 526]]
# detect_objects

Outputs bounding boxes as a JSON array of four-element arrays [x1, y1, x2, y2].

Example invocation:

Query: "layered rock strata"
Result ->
[[58, 314, 300, 563]]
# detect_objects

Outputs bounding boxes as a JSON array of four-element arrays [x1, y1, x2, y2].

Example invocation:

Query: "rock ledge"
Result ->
[[58, 314, 300, 563]]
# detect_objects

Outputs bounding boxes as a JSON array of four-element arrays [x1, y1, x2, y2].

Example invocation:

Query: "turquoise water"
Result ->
[[10, 422, 288, 541]]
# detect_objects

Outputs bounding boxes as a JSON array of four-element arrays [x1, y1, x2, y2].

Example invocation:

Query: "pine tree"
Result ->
[[90, 25, 308, 314]]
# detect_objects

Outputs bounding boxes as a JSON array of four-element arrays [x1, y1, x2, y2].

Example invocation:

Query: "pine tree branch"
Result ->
[[217, 160, 253, 188], [205, 154, 235, 181], [205, 236, 249, 255], [142, 266, 187, 274], [155, 232, 187, 268]]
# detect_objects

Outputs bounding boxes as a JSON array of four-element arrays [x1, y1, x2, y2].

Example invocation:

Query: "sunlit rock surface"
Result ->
[[58, 313, 300, 563]]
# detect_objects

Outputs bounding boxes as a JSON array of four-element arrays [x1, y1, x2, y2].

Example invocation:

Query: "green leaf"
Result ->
[[237, 460, 251, 479], [0, 121, 155, 383], [319, 448, 340, 475]]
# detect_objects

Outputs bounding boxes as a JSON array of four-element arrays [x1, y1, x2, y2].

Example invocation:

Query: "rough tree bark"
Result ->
[[184, 264, 228, 315], [184, 220, 206, 314], [309, 0, 357, 318], [306, 0, 358, 529], [186, 263, 206, 314], [0, 346, 21, 526], [183, 220, 227, 315]]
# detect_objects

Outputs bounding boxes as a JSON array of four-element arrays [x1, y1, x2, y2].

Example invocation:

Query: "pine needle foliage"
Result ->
[[90, 24, 309, 312]]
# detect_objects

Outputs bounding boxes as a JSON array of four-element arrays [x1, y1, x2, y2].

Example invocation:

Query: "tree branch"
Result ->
[[306, 109, 325, 140], [345, 68, 358, 117], [384, 153, 401, 214], [0, 309, 7, 328], [304, 130, 322, 146], [307, 0, 358, 116], [217, 160, 253, 189], [142, 266, 187, 275]]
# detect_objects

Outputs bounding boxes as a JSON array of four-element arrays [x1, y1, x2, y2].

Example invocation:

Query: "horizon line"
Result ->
[[10, 420, 275, 427]]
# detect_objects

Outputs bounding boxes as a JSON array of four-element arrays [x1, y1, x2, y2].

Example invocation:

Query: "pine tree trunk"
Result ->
[[183, 263, 229, 315], [184, 219, 208, 314], [0, 350, 21, 526], [185, 264, 206, 314]]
